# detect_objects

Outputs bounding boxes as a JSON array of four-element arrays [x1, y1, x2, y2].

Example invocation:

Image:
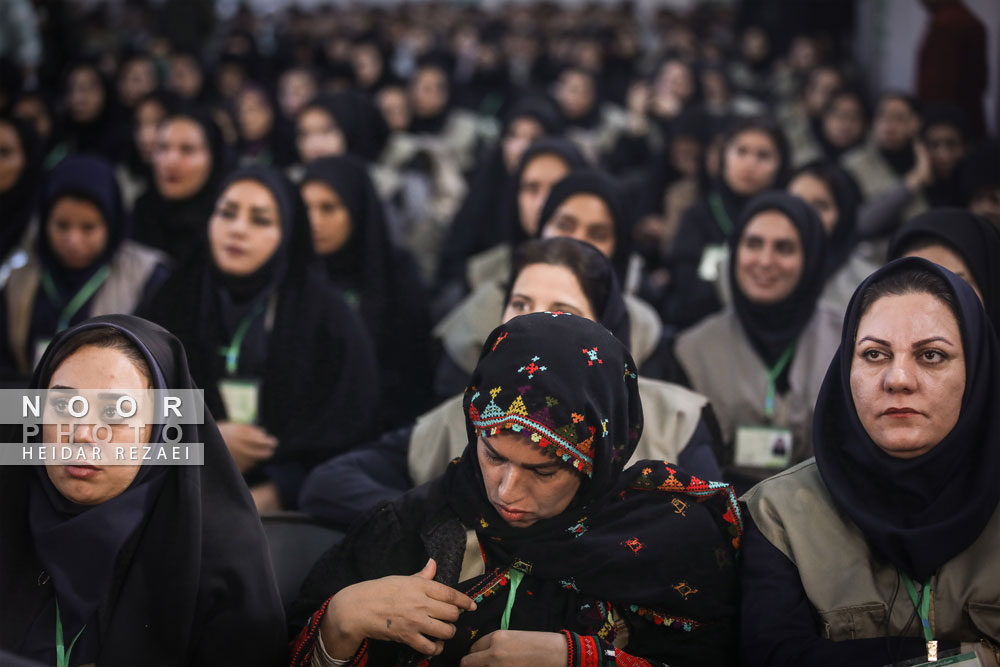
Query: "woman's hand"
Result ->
[[320, 558, 477, 660], [250, 481, 282, 513], [905, 139, 934, 191], [217, 421, 277, 472], [460, 630, 568, 667]]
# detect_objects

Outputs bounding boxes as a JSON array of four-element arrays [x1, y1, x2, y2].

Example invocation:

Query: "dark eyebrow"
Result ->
[[482, 437, 562, 471], [49, 385, 76, 392], [857, 336, 890, 347], [857, 335, 956, 348]]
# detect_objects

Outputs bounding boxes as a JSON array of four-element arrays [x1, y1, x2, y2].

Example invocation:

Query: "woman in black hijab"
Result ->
[[132, 106, 228, 265], [436, 97, 563, 288], [295, 92, 389, 165], [300, 155, 433, 427], [0, 114, 42, 263], [291, 312, 742, 666], [663, 115, 790, 330], [889, 208, 1000, 332], [1, 154, 170, 380], [0, 314, 286, 666], [675, 191, 841, 489], [741, 257, 1000, 665], [50, 60, 127, 164], [142, 166, 379, 511]]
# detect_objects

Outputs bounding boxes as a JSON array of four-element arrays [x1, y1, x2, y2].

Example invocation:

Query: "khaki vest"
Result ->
[[675, 304, 841, 474], [407, 377, 708, 487], [5, 241, 167, 375], [842, 140, 929, 224], [742, 460, 1000, 644]]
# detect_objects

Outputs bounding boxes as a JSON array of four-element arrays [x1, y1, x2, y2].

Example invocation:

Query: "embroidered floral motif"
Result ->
[[491, 332, 508, 351], [673, 582, 699, 599], [517, 356, 548, 379], [671, 498, 688, 516], [623, 537, 645, 554], [512, 559, 533, 574], [567, 517, 589, 538], [582, 347, 603, 366]]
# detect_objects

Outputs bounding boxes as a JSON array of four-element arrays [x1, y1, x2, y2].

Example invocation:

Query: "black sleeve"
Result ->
[[676, 416, 723, 481], [739, 516, 931, 667], [297, 426, 414, 528]]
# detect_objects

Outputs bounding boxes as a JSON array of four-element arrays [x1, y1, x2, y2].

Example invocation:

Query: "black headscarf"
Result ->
[[729, 191, 827, 385], [0, 115, 42, 258], [52, 60, 127, 163], [537, 168, 632, 282], [888, 208, 1000, 333], [439, 312, 742, 660], [32, 155, 128, 338], [920, 104, 970, 208], [141, 167, 380, 505], [813, 257, 1000, 581], [131, 106, 228, 265], [298, 92, 389, 163], [301, 155, 394, 333], [788, 161, 863, 278], [1, 314, 286, 666]]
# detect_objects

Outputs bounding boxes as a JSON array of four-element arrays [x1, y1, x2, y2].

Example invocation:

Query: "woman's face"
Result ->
[[279, 70, 317, 119], [555, 70, 595, 121], [903, 244, 982, 303], [723, 130, 781, 196], [735, 210, 804, 304], [153, 118, 213, 200], [477, 433, 581, 527], [296, 108, 346, 162], [302, 181, 352, 255], [518, 153, 570, 236], [46, 197, 109, 269], [502, 117, 545, 173], [874, 97, 919, 152], [67, 67, 105, 123], [541, 193, 616, 259], [376, 86, 410, 132], [0, 121, 26, 193], [43, 345, 151, 505], [822, 96, 866, 149], [118, 58, 156, 108], [788, 173, 839, 235], [502, 263, 597, 323], [134, 99, 167, 165], [167, 55, 203, 100], [851, 292, 965, 459], [924, 124, 965, 180], [410, 67, 448, 118], [209, 180, 282, 276], [655, 61, 694, 101], [237, 88, 274, 142]]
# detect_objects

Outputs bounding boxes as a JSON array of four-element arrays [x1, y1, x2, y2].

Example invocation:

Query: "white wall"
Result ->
[[856, 0, 999, 133]]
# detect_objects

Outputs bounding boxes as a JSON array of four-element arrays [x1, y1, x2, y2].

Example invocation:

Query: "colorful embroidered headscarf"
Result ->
[[440, 312, 743, 664]]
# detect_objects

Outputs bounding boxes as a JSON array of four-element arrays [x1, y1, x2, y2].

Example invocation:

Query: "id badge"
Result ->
[[34, 338, 52, 368], [899, 651, 982, 667], [219, 378, 260, 425], [734, 425, 792, 469], [698, 244, 728, 282]]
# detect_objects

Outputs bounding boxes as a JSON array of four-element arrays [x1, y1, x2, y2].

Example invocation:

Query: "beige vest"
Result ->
[[407, 377, 708, 487], [843, 140, 929, 224], [742, 460, 1000, 644], [675, 304, 841, 474], [5, 241, 167, 375]]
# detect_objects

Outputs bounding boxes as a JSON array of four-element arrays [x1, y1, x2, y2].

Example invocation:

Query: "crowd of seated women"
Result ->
[[1, 1, 998, 665]]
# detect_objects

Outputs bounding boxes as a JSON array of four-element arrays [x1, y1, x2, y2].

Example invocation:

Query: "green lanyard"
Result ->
[[217, 300, 267, 376], [900, 572, 937, 661], [764, 344, 796, 419], [40, 265, 112, 332], [500, 568, 524, 631], [708, 193, 735, 238], [55, 599, 86, 667]]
